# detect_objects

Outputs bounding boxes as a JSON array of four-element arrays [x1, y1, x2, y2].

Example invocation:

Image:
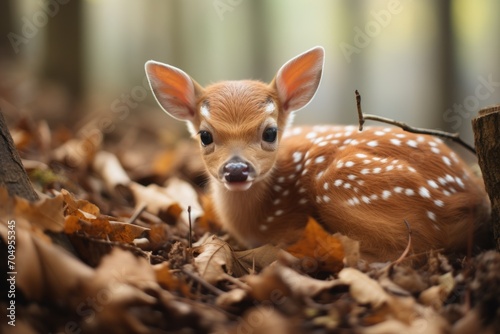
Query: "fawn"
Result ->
[[145, 47, 491, 261]]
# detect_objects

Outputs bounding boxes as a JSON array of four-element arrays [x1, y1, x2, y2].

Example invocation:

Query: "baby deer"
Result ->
[[145, 47, 490, 261]]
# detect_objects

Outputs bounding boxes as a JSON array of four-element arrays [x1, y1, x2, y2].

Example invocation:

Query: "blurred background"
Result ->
[[0, 0, 499, 146]]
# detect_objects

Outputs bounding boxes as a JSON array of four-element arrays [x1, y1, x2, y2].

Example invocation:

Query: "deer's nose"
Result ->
[[223, 161, 249, 183]]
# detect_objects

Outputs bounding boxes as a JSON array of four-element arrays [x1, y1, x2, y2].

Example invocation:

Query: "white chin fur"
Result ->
[[224, 181, 253, 191]]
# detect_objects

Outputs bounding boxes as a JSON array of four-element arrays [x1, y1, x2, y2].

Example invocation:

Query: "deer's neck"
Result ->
[[210, 176, 272, 247]]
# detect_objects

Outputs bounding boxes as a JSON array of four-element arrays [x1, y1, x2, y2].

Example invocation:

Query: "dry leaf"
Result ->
[[0, 220, 94, 302], [286, 217, 344, 273], [235, 244, 283, 273], [339, 268, 389, 308], [192, 235, 248, 284], [92, 151, 131, 192]]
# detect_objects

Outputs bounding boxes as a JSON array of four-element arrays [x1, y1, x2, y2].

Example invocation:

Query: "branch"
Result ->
[[355, 90, 476, 154]]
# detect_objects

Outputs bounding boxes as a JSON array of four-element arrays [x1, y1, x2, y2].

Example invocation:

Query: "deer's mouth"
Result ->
[[223, 180, 253, 191]]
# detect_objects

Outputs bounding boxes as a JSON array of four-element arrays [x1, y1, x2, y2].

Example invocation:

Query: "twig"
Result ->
[[355, 90, 476, 154], [392, 219, 412, 267], [126, 202, 147, 224], [181, 267, 224, 296], [188, 206, 193, 249]]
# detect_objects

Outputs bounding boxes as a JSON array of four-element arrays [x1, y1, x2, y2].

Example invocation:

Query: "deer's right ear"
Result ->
[[145, 61, 203, 122]]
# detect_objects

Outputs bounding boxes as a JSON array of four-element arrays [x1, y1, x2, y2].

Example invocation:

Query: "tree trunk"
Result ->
[[0, 110, 39, 202], [472, 105, 500, 251]]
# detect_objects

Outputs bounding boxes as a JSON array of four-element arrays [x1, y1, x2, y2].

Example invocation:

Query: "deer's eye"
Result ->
[[199, 131, 213, 146], [262, 127, 277, 143]]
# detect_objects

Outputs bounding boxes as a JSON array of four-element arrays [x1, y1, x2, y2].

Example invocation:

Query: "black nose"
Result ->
[[223, 161, 249, 182]]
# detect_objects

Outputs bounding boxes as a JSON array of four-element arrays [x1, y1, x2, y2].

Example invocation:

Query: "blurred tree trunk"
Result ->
[[0, 0, 14, 57], [0, 110, 39, 201], [472, 105, 500, 251], [41, 0, 83, 108]]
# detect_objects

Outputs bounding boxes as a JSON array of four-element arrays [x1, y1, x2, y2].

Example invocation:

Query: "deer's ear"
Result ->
[[145, 61, 203, 122], [272, 46, 324, 114]]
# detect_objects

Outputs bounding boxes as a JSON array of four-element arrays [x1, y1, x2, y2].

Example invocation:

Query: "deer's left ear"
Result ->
[[272, 46, 324, 114]]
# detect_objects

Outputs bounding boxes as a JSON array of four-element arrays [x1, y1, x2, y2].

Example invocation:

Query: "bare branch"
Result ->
[[355, 90, 476, 154]]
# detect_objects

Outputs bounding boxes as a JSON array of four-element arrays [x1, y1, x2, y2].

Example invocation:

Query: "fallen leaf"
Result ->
[[235, 244, 283, 273], [192, 235, 248, 284], [0, 220, 94, 302], [286, 217, 344, 273], [339, 267, 389, 308]]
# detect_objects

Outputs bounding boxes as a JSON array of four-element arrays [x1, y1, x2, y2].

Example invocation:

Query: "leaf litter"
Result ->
[[0, 112, 499, 334]]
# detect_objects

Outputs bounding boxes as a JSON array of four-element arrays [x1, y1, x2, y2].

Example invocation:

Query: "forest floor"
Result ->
[[0, 105, 499, 334]]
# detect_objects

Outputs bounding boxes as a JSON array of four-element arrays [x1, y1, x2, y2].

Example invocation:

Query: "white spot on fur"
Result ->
[[361, 196, 371, 204], [455, 177, 465, 188], [367, 140, 378, 147], [323, 182, 329, 190], [386, 165, 394, 171], [427, 180, 439, 189], [299, 187, 306, 193], [434, 199, 444, 207], [442, 156, 452, 166], [334, 179, 343, 187], [347, 174, 357, 180], [292, 152, 303, 163], [259, 224, 268, 231], [395, 133, 406, 138], [315, 156, 325, 164], [266, 216, 274, 223], [374, 131, 385, 136], [318, 141, 328, 147], [345, 161, 355, 167], [394, 187, 403, 193], [405, 189, 415, 196], [361, 169, 370, 175], [407, 140, 418, 148], [306, 132, 317, 139], [273, 199, 281, 205], [356, 153, 368, 158], [370, 194, 378, 200], [373, 167, 382, 174], [431, 147, 440, 154], [427, 211, 436, 221], [407, 166, 416, 173], [419, 187, 431, 198], [382, 190, 391, 199], [275, 209, 284, 216], [323, 195, 331, 203], [299, 198, 307, 205], [277, 176, 285, 183], [283, 190, 290, 196], [295, 164, 303, 172], [343, 183, 352, 189]]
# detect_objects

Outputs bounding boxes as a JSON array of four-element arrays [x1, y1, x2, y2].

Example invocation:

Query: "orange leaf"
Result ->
[[108, 221, 150, 243], [286, 217, 344, 274]]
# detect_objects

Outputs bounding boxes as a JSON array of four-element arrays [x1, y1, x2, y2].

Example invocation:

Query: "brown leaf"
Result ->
[[192, 235, 248, 284], [0, 220, 94, 302], [339, 268, 389, 308], [61, 189, 100, 218], [286, 217, 344, 273], [235, 244, 283, 273], [108, 221, 149, 243]]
